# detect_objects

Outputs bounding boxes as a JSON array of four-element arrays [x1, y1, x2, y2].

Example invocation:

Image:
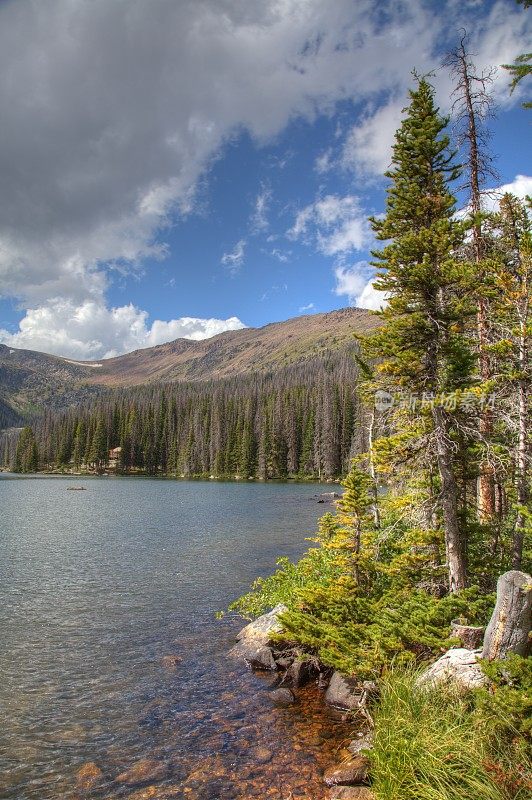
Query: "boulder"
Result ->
[[231, 604, 288, 670], [482, 570, 531, 660], [229, 640, 277, 670], [235, 604, 287, 643], [328, 788, 374, 800], [417, 647, 488, 690], [323, 756, 369, 786], [269, 687, 296, 706], [325, 671, 361, 711], [286, 658, 316, 688]]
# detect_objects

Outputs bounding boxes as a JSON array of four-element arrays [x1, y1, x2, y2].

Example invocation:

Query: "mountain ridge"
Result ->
[[0, 307, 378, 424]]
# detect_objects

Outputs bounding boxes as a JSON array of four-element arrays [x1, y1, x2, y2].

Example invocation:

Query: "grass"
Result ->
[[369, 669, 517, 800]]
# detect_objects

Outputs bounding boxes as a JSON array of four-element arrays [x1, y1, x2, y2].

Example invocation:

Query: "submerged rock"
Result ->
[[325, 672, 361, 711], [115, 758, 167, 785], [161, 654, 183, 670], [75, 762, 104, 792], [323, 756, 370, 786], [417, 647, 488, 690], [329, 787, 374, 799]]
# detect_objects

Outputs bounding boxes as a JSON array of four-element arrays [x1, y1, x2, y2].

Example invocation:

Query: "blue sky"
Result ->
[[0, 0, 530, 359]]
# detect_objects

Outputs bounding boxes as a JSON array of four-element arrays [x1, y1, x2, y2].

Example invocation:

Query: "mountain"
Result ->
[[0, 308, 378, 425]]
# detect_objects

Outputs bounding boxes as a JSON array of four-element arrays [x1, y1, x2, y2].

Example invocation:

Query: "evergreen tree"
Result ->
[[14, 427, 39, 473], [369, 77, 472, 592]]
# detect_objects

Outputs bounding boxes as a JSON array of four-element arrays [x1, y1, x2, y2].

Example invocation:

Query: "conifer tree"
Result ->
[[14, 426, 39, 473], [370, 77, 471, 592]]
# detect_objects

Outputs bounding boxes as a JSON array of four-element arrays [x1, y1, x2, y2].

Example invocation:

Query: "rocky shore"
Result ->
[[229, 569, 532, 800], [230, 605, 375, 800]]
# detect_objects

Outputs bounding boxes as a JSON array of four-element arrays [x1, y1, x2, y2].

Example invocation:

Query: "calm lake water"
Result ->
[[0, 476, 351, 800]]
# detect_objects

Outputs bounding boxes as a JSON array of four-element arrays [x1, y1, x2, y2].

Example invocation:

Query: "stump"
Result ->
[[482, 570, 531, 660], [450, 619, 485, 650]]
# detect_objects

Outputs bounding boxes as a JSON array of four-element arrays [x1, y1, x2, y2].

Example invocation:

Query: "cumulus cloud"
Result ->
[[484, 174, 532, 211], [334, 263, 387, 311], [0, 0, 527, 356], [0, 299, 245, 360], [342, 99, 404, 178], [289, 195, 371, 255], [341, 2, 531, 178], [221, 239, 246, 274]]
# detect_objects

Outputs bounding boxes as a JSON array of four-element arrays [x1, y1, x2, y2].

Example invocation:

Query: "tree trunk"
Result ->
[[433, 405, 467, 592], [482, 570, 532, 659], [512, 293, 529, 569]]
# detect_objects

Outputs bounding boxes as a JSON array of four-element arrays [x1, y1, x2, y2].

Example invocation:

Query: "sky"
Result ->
[[0, 0, 530, 360]]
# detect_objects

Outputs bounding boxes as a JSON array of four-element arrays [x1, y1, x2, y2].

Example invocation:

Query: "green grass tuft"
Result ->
[[370, 669, 510, 800]]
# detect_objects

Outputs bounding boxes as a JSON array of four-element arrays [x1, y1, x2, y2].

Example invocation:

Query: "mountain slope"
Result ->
[[0, 307, 378, 423]]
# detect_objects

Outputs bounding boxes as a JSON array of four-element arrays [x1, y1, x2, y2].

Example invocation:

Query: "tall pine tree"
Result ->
[[370, 78, 472, 592]]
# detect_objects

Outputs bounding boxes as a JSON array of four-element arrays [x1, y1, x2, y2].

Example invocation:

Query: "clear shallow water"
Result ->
[[0, 477, 351, 800]]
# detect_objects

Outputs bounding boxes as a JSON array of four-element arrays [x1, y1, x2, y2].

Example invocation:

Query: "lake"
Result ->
[[0, 476, 350, 800]]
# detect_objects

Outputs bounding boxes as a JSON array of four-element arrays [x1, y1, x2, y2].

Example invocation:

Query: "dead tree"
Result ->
[[444, 32, 498, 522]]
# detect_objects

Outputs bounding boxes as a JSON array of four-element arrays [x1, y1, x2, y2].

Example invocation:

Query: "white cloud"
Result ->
[[0, 0, 527, 356], [334, 263, 387, 310], [315, 148, 334, 174], [484, 174, 532, 211], [0, 299, 246, 360], [221, 239, 246, 275], [342, 99, 404, 178], [299, 302, 315, 312], [289, 195, 371, 255], [250, 186, 272, 233]]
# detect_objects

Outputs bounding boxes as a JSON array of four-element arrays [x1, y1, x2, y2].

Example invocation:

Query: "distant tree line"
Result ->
[[6, 354, 366, 479]]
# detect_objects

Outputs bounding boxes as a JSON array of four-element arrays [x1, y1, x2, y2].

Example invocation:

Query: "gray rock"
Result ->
[[235, 604, 287, 643], [229, 640, 277, 671], [231, 604, 288, 670], [286, 658, 316, 688], [325, 671, 361, 711], [417, 647, 488, 690], [347, 732, 374, 756], [269, 687, 296, 706], [323, 756, 369, 786], [482, 570, 531, 660]]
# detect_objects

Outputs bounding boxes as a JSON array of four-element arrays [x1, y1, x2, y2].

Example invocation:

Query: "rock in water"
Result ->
[[328, 788, 374, 799], [115, 759, 167, 785], [75, 762, 104, 792], [323, 756, 369, 786], [230, 640, 278, 670], [269, 687, 296, 706], [417, 648, 487, 690], [482, 570, 532, 660], [234, 604, 287, 642], [325, 672, 361, 711], [230, 604, 287, 670]]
